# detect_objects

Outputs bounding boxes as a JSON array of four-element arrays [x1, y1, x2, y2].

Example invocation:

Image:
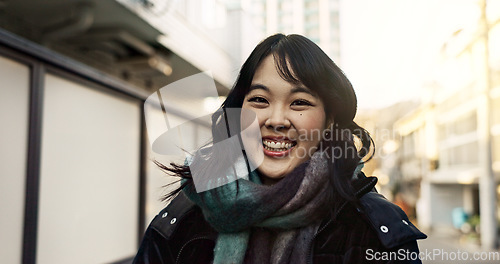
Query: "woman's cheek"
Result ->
[[301, 114, 325, 131], [250, 108, 267, 125]]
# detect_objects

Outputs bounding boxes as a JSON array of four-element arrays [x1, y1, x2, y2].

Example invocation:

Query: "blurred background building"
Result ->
[[1, 0, 499, 263], [355, 0, 500, 250], [249, 0, 341, 61]]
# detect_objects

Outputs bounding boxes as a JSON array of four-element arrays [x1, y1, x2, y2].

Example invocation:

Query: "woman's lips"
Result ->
[[262, 137, 296, 157]]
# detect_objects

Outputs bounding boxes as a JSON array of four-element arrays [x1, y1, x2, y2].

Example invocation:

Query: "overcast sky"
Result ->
[[339, 0, 480, 110]]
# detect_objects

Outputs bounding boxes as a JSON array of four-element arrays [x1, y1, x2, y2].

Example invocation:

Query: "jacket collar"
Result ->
[[352, 172, 378, 198], [359, 192, 427, 248], [151, 192, 197, 240], [324, 172, 426, 249], [350, 172, 427, 248]]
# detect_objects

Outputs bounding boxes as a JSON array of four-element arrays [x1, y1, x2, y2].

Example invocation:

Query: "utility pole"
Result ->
[[478, 0, 497, 250]]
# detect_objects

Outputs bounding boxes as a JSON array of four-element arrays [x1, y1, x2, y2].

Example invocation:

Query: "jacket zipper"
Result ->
[[175, 236, 214, 264], [306, 178, 376, 264]]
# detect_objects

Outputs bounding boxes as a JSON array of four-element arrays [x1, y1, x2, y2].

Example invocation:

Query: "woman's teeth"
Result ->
[[262, 140, 294, 151]]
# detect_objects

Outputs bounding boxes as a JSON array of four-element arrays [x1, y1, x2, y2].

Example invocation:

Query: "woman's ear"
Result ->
[[323, 118, 335, 142], [324, 116, 334, 130]]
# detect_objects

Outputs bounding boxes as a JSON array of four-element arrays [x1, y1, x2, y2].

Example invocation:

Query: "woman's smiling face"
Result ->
[[242, 55, 327, 184]]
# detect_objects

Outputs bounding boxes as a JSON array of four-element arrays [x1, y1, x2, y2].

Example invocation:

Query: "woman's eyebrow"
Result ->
[[249, 84, 317, 97], [291, 86, 317, 97], [248, 83, 269, 92]]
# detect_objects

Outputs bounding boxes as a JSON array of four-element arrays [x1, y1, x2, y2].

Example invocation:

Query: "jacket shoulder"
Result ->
[[149, 191, 197, 240], [358, 192, 427, 249], [133, 193, 216, 264]]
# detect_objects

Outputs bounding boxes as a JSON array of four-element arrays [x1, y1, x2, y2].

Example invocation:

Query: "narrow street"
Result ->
[[418, 230, 500, 263]]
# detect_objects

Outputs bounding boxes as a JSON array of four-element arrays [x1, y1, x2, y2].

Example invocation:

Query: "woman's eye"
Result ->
[[291, 99, 312, 106], [248, 96, 268, 104]]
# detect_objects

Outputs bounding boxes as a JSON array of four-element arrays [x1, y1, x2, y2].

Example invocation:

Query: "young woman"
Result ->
[[133, 34, 426, 264]]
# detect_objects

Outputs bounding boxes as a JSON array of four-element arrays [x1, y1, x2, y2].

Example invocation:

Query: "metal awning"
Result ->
[[0, 0, 231, 95]]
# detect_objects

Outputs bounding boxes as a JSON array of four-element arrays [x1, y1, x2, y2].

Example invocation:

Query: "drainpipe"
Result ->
[[478, 0, 497, 250]]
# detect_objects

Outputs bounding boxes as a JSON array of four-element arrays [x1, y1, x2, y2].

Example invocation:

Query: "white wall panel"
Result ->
[[0, 55, 29, 264], [143, 108, 211, 228], [143, 109, 188, 227], [37, 74, 141, 264]]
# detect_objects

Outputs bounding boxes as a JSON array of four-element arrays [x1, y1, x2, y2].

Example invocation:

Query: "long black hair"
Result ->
[[158, 33, 374, 202]]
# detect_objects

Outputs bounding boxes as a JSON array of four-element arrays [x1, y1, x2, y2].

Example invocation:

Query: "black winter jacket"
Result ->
[[133, 176, 426, 264]]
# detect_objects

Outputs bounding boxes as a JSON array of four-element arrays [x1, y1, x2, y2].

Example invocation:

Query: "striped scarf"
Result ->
[[184, 151, 333, 264]]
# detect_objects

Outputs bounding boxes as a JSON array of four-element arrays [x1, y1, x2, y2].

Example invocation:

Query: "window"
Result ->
[[0, 55, 30, 264], [37, 74, 141, 263]]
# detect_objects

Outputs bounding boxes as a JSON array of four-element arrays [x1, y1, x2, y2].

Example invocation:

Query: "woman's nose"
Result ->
[[264, 107, 291, 130]]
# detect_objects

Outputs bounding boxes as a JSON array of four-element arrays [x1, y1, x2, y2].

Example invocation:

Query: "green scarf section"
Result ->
[[184, 151, 333, 264]]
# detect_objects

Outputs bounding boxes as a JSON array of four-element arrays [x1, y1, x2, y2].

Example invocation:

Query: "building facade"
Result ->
[[394, 0, 500, 249], [249, 0, 341, 62], [0, 0, 261, 263]]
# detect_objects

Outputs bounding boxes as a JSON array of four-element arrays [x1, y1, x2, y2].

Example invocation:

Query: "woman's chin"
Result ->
[[257, 145, 314, 184], [257, 160, 291, 184], [258, 171, 285, 185]]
